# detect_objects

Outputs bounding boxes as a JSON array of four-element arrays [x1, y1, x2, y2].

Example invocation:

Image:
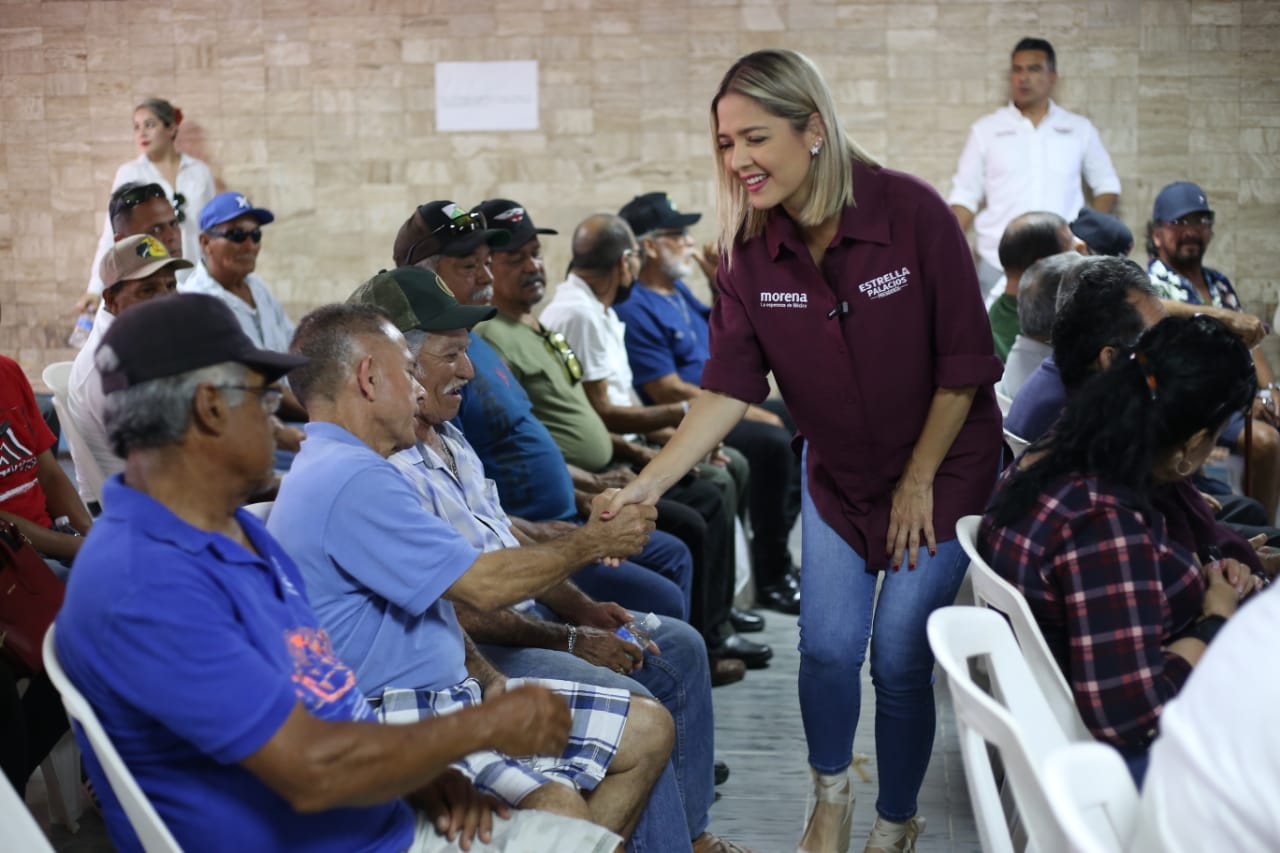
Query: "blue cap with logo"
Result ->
[[198, 191, 276, 232], [1152, 182, 1212, 223]]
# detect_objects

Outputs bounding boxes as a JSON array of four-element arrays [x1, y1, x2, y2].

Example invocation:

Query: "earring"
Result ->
[[1174, 456, 1195, 478], [809, 139, 823, 157]]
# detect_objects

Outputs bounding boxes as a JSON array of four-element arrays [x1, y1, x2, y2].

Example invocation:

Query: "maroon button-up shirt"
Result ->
[[702, 161, 1003, 572]]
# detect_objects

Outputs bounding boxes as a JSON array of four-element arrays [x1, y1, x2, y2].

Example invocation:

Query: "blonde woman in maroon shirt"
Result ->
[[607, 50, 1002, 853]]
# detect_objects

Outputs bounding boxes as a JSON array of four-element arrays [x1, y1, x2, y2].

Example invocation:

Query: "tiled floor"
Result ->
[[706, 579, 981, 853]]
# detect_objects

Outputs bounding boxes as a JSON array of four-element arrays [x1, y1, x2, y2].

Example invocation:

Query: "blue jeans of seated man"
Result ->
[[481, 610, 711, 848], [796, 461, 969, 823], [573, 529, 692, 622]]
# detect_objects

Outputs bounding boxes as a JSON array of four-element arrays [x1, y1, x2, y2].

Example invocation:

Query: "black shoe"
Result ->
[[714, 760, 730, 785], [730, 607, 765, 633], [756, 583, 801, 616], [709, 632, 773, 668]]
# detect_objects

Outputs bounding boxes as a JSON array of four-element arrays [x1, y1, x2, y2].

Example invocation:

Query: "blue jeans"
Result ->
[[796, 466, 969, 823], [480, 612, 710, 849], [574, 530, 692, 622]]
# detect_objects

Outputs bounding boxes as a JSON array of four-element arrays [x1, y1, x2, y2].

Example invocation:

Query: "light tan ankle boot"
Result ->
[[796, 767, 854, 853], [864, 815, 925, 853]]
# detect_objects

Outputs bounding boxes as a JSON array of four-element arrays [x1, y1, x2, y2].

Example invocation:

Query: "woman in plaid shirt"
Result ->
[[980, 315, 1261, 784]]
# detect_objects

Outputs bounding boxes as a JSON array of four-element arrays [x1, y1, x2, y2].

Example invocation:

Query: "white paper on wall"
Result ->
[[435, 61, 539, 132]]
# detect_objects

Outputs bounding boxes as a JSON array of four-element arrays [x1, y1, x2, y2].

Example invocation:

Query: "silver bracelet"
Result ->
[[566, 624, 578, 654]]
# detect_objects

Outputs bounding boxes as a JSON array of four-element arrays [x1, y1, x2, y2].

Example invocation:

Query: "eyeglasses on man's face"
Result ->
[[215, 384, 283, 415], [1160, 212, 1214, 230]]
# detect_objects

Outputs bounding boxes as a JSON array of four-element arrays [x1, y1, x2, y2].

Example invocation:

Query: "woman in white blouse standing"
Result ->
[[77, 97, 216, 311]]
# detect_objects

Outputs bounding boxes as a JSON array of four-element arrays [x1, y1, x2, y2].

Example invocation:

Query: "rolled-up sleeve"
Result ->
[[1082, 122, 1121, 197], [947, 124, 986, 213], [702, 261, 772, 404], [919, 193, 1003, 388]]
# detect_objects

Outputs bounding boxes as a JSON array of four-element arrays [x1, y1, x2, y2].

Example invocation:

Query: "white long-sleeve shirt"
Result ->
[[948, 100, 1120, 269], [65, 302, 120, 504], [85, 153, 216, 295]]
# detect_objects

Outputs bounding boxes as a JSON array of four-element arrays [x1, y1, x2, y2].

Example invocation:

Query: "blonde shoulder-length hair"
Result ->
[[710, 49, 879, 261]]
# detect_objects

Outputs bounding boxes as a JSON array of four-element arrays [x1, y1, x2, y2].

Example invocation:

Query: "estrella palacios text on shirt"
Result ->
[[857, 267, 912, 300]]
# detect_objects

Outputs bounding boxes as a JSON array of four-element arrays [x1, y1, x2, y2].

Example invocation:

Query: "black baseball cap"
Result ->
[[1069, 208, 1133, 257], [95, 293, 307, 394], [392, 200, 510, 267], [473, 199, 558, 252], [347, 267, 496, 332], [618, 192, 701, 237]]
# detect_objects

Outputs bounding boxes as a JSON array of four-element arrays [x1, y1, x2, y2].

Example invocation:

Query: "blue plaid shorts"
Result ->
[[373, 677, 631, 806]]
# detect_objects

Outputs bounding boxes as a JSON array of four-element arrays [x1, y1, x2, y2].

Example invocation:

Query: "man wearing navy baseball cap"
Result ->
[[1147, 181, 1280, 520], [179, 190, 307, 424]]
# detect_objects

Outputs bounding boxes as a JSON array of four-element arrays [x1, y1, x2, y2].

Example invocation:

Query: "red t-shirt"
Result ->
[[0, 355, 56, 528], [703, 161, 1003, 572]]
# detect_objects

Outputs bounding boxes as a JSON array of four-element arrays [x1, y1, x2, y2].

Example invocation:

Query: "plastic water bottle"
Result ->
[[615, 612, 661, 649], [67, 311, 94, 348]]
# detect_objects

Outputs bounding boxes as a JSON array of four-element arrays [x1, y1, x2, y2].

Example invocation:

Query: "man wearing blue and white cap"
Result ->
[[180, 190, 307, 423], [1148, 180, 1280, 520]]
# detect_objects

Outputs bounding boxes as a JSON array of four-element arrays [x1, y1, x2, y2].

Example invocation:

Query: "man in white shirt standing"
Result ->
[[949, 38, 1121, 299]]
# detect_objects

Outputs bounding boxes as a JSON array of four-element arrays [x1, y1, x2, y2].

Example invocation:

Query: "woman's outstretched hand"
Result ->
[[601, 478, 664, 520]]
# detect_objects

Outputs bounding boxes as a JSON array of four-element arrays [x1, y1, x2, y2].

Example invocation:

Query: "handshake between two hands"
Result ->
[[585, 489, 658, 566]]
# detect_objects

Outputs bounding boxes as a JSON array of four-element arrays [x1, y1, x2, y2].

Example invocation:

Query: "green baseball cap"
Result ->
[[347, 267, 496, 332]]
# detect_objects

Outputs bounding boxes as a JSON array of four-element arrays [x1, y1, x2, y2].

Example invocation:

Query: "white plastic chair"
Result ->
[[42, 626, 183, 852], [996, 388, 1015, 418], [1043, 742, 1139, 853], [42, 361, 107, 507], [955, 515, 1092, 743], [38, 729, 86, 832], [1003, 428, 1030, 461], [1, 768, 56, 852], [928, 605, 1075, 853], [242, 501, 274, 522]]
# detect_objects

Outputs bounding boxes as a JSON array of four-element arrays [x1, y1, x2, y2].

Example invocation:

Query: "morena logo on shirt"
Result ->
[[759, 291, 809, 309], [857, 267, 911, 301]]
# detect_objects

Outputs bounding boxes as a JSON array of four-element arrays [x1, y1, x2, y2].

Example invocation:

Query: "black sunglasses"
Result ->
[[115, 184, 185, 224], [208, 227, 262, 244], [404, 209, 488, 266]]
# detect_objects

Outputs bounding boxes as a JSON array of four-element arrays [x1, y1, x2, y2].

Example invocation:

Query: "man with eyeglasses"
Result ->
[[57, 293, 621, 853], [1146, 181, 1280, 521], [64, 235, 190, 508], [616, 192, 804, 616]]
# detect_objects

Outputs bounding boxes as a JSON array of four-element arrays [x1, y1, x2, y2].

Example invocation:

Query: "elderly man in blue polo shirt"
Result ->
[[270, 285, 680, 850], [56, 293, 619, 853]]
